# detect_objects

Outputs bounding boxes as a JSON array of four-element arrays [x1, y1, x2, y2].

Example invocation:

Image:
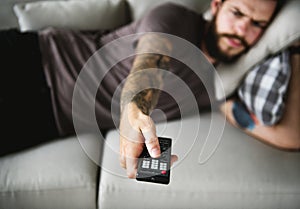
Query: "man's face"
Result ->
[[206, 0, 277, 63]]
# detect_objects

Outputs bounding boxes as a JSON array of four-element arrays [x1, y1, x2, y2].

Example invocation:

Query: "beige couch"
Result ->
[[0, 0, 300, 209]]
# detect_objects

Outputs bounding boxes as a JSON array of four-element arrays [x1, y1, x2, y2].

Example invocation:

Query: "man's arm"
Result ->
[[220, 42, 300, 150], [119, 33, 173, 178]]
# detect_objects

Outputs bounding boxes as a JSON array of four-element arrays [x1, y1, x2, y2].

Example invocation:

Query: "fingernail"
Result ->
[[151, 148, 160, 157]]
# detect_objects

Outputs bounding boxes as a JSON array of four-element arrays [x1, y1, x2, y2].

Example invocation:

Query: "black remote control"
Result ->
[[136, 137, 172, 185]]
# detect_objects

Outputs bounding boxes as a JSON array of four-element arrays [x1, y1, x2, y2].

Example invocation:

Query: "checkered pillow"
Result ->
[[238, 49, 291, 126]]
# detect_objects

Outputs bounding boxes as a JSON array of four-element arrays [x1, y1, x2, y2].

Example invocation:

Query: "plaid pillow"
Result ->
[[238, 49, 291, 126]]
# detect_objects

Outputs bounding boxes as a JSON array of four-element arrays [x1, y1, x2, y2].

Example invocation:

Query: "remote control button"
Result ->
[[160, 163, 167, 171], [161, 170, 167, 175], [151, 159, 159, 169], [142, 160, 150, 169]]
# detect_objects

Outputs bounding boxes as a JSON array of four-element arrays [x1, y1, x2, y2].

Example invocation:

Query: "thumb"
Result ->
[[140, 117, 161, 158]]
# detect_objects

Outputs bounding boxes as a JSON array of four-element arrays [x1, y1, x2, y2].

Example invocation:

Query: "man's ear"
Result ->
[[210, 0, 222, 16]]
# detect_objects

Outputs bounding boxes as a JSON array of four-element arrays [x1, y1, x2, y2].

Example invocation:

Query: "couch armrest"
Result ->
[[0, 135, 100, 209]]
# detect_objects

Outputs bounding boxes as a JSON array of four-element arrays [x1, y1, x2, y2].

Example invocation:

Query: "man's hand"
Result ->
[[119, 102, 161, 178]]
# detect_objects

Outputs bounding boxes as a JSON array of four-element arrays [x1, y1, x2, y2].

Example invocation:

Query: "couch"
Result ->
[[0, 0, 300, 209]]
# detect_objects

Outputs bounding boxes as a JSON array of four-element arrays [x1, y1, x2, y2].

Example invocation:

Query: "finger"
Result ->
[[140, 117, 161, 158], [170, 155, 178, 167], [120, 134, 144, 177], [144, 133, 160, 158], [125, 153, 138, 179], [119, 154, 126, 169], [119, 138, 126, 169]]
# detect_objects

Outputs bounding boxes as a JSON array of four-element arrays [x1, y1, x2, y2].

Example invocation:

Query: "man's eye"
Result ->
[[232, 10, 243, 17], [251, 21, 267, 29]]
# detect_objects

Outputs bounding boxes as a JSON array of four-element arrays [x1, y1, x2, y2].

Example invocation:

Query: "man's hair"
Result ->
[[221, 0, 285, 19]]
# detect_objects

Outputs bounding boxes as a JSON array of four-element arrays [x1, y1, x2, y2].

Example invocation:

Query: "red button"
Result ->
[[161, 170, 167, 175]]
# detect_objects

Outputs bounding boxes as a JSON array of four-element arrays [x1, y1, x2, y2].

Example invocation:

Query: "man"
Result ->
[[118, 0, 289, 178], [0, 0, 291, 171]]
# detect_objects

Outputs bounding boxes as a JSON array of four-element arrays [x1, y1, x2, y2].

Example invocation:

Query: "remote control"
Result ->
[[136, 137, 172, 185]]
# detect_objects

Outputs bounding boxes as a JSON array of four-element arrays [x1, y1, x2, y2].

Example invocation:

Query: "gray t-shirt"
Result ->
[[38, 3, 210, 136]]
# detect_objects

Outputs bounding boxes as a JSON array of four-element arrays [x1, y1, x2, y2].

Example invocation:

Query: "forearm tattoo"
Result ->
[[121, 34, 172, 115]]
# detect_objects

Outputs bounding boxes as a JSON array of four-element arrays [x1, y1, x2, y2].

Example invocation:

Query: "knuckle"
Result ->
[[120, 162, 126, 169], [146, 136, 158, 144], [127, 171, 136, 179]]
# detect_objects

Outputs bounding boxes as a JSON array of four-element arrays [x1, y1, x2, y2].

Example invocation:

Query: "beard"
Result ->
[[204, 16, 250, 64]]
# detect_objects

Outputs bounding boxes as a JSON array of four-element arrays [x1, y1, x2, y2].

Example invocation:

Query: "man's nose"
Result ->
[[235, 18, 251, 37]]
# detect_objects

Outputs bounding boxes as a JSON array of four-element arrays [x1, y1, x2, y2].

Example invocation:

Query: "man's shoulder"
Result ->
[[139, 2, 203, 31]]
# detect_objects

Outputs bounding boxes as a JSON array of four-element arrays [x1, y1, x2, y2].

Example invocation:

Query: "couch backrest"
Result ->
[[0, 0, 62, 29], [0, 0, 210, 30], [2, 0, 300, 101]]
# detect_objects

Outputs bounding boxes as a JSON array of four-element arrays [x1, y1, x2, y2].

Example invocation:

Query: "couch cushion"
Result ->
[[13, 0, 129, 32], [98, 112, 300, 209], [0, 135, 99, 209], [0, 0, 61, 30], [127, 0, 210, 20]]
